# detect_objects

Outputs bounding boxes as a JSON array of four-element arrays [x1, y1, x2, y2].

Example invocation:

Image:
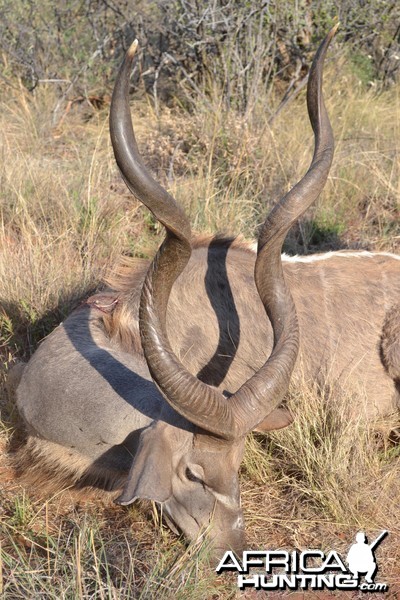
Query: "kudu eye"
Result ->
[[185, 466, 203, 484]]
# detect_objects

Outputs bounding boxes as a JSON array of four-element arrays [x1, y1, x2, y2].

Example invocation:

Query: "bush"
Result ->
[[1, 0, 399, 114]]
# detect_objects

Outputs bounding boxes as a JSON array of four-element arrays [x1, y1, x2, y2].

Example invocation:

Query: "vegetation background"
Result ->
[[0, 0, 399, 597]]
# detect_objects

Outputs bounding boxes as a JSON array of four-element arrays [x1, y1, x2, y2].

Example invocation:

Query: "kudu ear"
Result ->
[[115, 421, 193, 505], [116, 423, 175, 505], [253, 407, 294, 432]]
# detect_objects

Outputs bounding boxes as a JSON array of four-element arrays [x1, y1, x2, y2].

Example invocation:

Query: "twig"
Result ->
[[268, 73, 308, 126]]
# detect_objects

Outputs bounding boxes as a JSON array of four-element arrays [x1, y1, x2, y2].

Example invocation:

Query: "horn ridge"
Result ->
[[110, 27, 337, 441]]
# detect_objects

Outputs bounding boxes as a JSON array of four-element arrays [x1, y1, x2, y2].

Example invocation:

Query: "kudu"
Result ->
[[11, 27, 400, 557]]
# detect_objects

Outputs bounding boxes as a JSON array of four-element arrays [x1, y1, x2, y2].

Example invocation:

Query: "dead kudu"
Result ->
[[11, 27, 400, 558]]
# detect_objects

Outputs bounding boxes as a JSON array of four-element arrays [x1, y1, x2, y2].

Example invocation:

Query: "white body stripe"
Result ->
[[248, 242, 400, 263], [281, 251, 400, 263]]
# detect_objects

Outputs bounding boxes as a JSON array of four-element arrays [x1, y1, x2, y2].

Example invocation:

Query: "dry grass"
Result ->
[[243, 380, 400, 586], [0, 61, 400, 597]]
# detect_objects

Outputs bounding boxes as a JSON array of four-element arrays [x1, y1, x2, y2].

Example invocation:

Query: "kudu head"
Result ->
[[109, 26, 337, 557]]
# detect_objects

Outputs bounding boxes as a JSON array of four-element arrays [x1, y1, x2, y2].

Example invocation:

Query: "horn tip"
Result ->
[[127, 39, 139, 58], [328, 21, 340, 41]]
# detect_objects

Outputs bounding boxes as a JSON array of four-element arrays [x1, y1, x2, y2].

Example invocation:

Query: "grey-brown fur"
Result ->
[[105, 242, 400, 418], [14, 28, 399, 558], [14, 241, 400, 489]]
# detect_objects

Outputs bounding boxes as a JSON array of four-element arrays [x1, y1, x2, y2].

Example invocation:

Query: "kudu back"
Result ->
[[12, 27, 400, 558]]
